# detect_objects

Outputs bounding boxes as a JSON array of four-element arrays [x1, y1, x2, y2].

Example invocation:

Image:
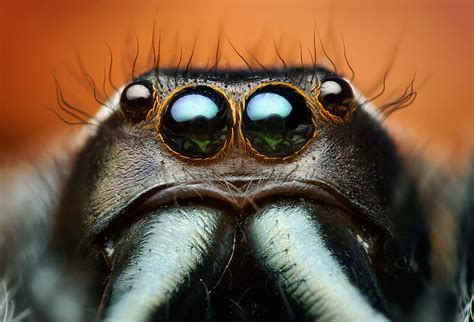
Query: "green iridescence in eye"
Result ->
[[160, 88, 233, 159], [261, 135, 283, 150], [243, 89, 315, 157], [172, 125, 229, 156], [190, 139, 211, 152]]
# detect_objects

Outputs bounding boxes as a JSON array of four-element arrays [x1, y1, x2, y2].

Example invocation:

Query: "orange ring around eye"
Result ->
[[240, 81, 320, 162], [311, 79, 357, 126], [148, 83, 238, 162]]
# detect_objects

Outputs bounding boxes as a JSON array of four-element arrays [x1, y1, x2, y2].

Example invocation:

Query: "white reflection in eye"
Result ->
[[246, 93, 292, 121], [125, 84, 151, 101], [170, 94, 218, 123], [320, 80, 342, 96]]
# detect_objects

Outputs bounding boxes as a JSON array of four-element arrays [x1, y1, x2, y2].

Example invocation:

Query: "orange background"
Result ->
[[0, 0, 472, 166]]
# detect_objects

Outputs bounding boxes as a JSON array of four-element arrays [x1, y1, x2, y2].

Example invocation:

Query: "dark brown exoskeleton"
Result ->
[[0, 67, 472, 322]]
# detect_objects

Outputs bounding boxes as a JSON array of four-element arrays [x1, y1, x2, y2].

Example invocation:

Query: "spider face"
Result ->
[[38, 66, 431, 322]]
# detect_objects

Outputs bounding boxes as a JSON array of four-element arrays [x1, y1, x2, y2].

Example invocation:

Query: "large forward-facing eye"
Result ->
[[158, 86, 233, 159], [319, 77, 355, 119], [242, 84, 315, 158], [120, 80, 155, 122]]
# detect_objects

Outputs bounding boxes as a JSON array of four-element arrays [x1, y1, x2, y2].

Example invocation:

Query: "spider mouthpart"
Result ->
[[157, 85, 234, 159], [318, 77, 355, 120], [120, 80, 155, 122], [242, 83, 316, 158]]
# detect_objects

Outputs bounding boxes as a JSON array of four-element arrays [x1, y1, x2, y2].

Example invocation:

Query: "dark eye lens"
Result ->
[[242, 85, 315, 158], [159, 86, 233, 159], [319, 77, 355, 118], [120, 80, 154, 122]]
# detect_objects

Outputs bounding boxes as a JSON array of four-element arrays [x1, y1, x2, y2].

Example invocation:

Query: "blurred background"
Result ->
[[0, 0, 472, 167]]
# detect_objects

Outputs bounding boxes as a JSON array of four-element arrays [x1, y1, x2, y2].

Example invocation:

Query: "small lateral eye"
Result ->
[[120, 80, 155, 122], [242, 84, 315, 158], [159, 86, 233, 159], [319, 77, 355, 118]]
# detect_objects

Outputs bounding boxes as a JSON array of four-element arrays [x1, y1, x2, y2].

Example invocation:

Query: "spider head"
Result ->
[[26, 67, 436, 321]]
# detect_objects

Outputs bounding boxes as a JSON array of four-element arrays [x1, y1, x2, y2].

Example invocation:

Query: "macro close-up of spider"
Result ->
[[0, 1, 473, 321]]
